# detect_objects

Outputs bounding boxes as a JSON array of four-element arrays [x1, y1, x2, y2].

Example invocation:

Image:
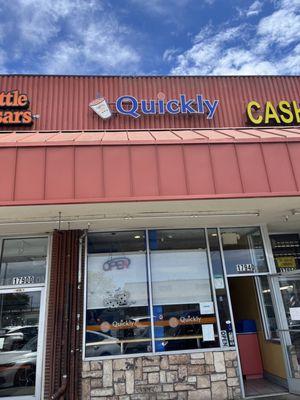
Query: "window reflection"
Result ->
[[0, 292, 40, 397], [221, 227, 268, 275], [0, 238, 48, 286], [258, 276, 278, 340], [150, 229, 219, 351], [86, 231, 152, 356]]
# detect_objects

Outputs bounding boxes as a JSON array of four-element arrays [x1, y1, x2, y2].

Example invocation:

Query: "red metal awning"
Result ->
[[0, 128, 299, 206]]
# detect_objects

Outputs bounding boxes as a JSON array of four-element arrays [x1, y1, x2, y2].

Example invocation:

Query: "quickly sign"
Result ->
[[89, 94, 219, 120], [0, 90, 33, 125]]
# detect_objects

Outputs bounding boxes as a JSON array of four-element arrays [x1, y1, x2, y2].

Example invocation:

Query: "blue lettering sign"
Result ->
[[196, 95, 204, 113], [166, 100, 180, 114], [141, 99, 156, 114], [180, 95, 196, 114], [114, 94, 219, 119], [204, 99, 219, 119], [158, 99, 165, 114], [116, 95, 140, 118]]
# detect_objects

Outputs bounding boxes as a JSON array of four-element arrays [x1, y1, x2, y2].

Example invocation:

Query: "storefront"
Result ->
[[0, 75, 300, 400]]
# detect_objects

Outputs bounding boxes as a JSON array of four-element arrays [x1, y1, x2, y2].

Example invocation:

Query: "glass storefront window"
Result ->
[[207, 229, 235, 347], [149, 229, 219, 352], [86, 231, 152, 356], [85, 227, 273, 358], [270, 234, 300, 273], [0, 238, 48, 286], [220, 227, 268, 275]]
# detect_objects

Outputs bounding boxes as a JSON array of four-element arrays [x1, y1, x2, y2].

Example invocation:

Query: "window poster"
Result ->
[[87, 252, 148, 309]]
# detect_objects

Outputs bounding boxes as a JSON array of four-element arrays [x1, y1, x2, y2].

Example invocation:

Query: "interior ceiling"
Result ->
[[0, 196, 299, 236]]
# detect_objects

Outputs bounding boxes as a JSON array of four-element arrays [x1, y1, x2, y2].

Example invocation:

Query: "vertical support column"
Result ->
[[217, 228, 246, 399], [44, 230, 85, 400]]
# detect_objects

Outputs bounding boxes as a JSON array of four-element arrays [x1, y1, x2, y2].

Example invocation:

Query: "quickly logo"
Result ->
[[89, 94, 219, 120], [89, 96, 112, 120]]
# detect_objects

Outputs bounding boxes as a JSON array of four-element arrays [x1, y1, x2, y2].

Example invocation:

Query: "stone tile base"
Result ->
[[82, 351, 241, 399]]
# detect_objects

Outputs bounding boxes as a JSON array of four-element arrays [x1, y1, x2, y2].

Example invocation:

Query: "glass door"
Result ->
[[0, 288, 45, 399], [0, 237, 48, 400], [274, 273, 300, 394]]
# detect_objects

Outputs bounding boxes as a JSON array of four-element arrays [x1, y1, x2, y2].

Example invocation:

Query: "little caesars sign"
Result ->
[[0, 90, 33, 125], [89, 94, 219, 120]]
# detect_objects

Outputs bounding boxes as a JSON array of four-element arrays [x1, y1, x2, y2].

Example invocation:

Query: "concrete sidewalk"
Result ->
[[250, 395, 300, 399]]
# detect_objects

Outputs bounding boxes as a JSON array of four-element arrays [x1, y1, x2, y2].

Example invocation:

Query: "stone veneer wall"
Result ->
[[82, 351, 241, 400]]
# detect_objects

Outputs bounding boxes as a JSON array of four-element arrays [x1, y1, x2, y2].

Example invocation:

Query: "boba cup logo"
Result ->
[[89, 97, 112, 119]]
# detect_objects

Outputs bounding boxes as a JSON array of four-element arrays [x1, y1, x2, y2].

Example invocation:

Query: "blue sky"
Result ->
[[0, 0, 299, 75]]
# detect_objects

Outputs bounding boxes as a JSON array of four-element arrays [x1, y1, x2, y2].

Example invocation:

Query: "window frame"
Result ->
[[83, 228, 233, 361], [219, 226, 270, 277], [254, 276, 280, 341], [0, 233, 50, 400], [83, 224, 275, 361]]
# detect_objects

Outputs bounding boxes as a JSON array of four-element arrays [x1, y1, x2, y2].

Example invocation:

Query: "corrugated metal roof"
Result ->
[[0, 127, 299, 146], [0, 128, 299, 206], [1, 75, 300, 130]]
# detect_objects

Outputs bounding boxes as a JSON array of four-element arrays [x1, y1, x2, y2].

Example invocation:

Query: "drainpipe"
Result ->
[[50, 230, 87, 400], [50, 374, 68, 399]]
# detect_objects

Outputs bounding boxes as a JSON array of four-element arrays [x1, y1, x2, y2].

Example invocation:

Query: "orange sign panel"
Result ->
[[0, 90, 33, 125]]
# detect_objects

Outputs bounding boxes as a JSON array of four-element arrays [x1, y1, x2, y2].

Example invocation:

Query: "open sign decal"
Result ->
[[103, 257, 130, 271]]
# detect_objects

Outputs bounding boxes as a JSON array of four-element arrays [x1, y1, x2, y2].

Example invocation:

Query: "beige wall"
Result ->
[[229, 276, 286, 379]]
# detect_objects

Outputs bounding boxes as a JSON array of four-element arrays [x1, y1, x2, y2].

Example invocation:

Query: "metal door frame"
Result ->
[[0, 234, 50, 400], [0, 286, 46, 400], [269, 271, 300, 394]]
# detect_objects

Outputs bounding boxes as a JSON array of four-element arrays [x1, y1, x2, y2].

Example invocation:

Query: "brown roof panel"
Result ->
[[102, 131, 128, 141], [74, 132, 105, 141], [150, 130, 181, 141], [127, 130, 154, 141], [0, 132, 34, 142], [194, 130, 233, 140], [172, 130, 205, 140], [239, 129, 285, 139], [46, 132, 82, 142], [0, 127, 299, 146], [21, 131, 61, 142], [263, 128, 300, 138]]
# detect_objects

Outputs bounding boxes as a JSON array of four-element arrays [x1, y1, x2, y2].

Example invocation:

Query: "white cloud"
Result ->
[[12, 0, 101, 45], [257, 9, 300, 47], [129, 0, 191, 15], [280, 43, 300, 74], [170, 0, 300, 75], [163, 48, 179, 63], [170, 25, 248, 75], [44, 21, 141, 74], [1, 0, 141, 74], [280, 0, 300, 11], [246, 1, 263, 17]]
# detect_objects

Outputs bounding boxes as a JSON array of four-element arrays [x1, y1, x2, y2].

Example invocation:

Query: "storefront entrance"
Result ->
[[228, 276, 288, 397], [83, 225, 300, 398], [0, 237, 48, 400]]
